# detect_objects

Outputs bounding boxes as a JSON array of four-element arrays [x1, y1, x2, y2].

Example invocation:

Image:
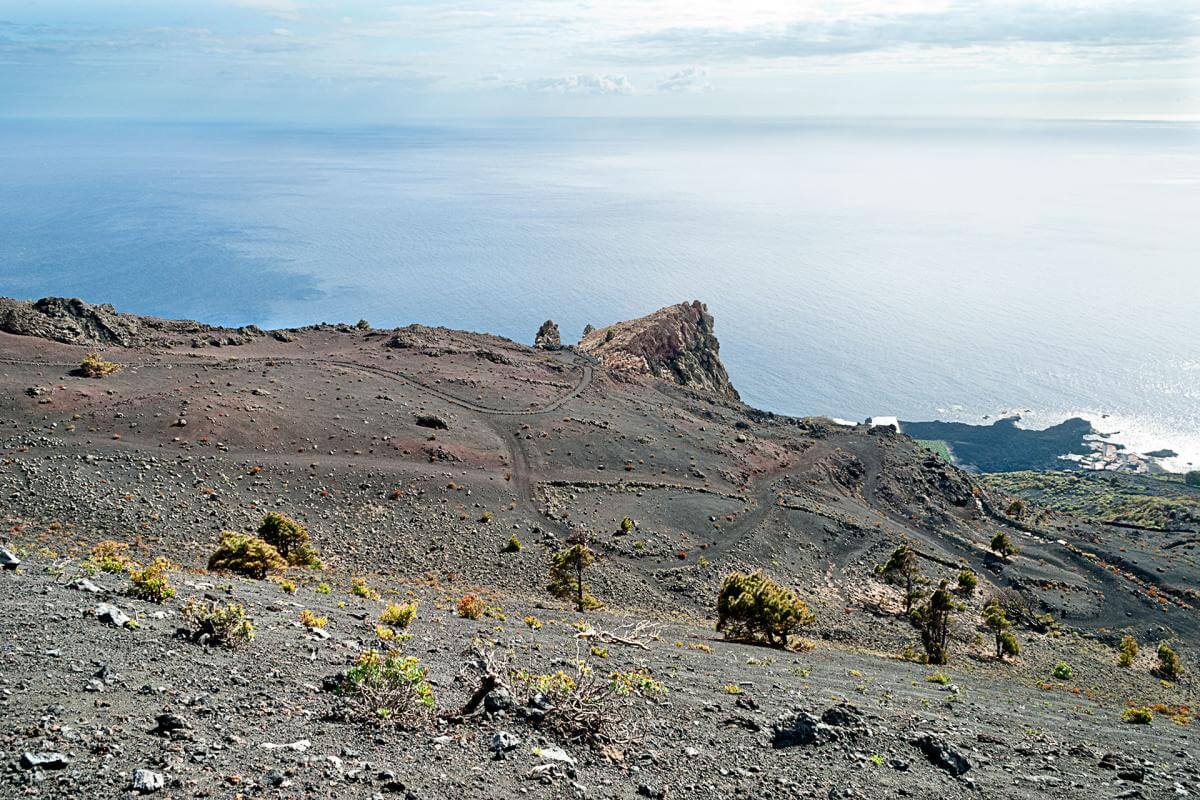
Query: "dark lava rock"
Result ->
[[415, 414, 449, 430], [912, 732, 971, 776], [0, 548, 19, 570], [772, 702, 867, 748]]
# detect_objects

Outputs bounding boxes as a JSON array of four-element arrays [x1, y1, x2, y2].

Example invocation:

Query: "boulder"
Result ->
[[20, 752, 69, 770], [95, 602, 131, 627], [912, 732, 971, 776], [132, 769, 165, 793], [0, 548, 19, 570]]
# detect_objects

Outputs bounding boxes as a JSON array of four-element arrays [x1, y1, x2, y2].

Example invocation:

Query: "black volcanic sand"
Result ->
[[900, 417, 1097, 472], [0, 317, 1197, 799]]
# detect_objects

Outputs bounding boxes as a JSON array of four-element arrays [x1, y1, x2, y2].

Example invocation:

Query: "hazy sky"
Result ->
[[1, 0, 1197, 121]]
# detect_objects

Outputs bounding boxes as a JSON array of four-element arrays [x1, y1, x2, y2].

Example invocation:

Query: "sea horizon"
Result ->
[[2, 116, 1197, 470]]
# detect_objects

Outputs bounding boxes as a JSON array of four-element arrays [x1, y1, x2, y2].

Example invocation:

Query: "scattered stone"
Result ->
[[150, 713, 192, 739], [20, 751, 69, 770], [132, 768, 165, 793], [415, 414, 449, 430], [95, 602, 131, 627], [490, 731, 521, 758], [68, 576, 102, 593], [0, 549, 19, 570]]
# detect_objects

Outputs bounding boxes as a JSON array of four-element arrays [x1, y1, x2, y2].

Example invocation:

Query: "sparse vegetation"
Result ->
[[548, 538, 600, 612], [716, 570, 814, 649], [910, 580, 955, 665], [351, 577, 381, 601], [620, 516, 635, 534], [1122, 706, 1153, 725], [299, 609, 327, 629], [510, 660, 666, 746], [983, 600, 1018, 660], [502, 535, 522, 553], [956, 568, 978, 597], [380, 601, 418, 629], [990, 531, 1019, 560], [336, 650, 435, 727], [128, 557, 175, 603], [88, 540, 135, 574], [180, 599, 255, 648], [257, 512, 321, 568], [880, 545, 922, 613], [79, 353, 120, 378], [207, 532, 287, 579], [1155, 641, 1182, 681], [457, 593, 485, 620], [1118, 635, 1139, 667], [1052, 661, 1073, 680]]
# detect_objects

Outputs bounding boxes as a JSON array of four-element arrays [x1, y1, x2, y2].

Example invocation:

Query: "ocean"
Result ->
[[1, 117, 1197, 470]]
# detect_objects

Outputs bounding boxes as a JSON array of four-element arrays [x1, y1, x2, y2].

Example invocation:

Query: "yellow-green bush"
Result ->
[[88, 540, 136, 574], [337, 650, 435, 727], [181, 599, 255, 648], [79, 353, 120, 378], [128, 557, 175, 603], [207, 531, 287, 579], [380, 601, 418, 629]]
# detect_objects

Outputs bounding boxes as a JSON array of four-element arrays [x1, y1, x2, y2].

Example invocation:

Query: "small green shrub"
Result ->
[[79, 353, 120, 378], [998, 631, 1020, 658], [510, 663, 665, 746], [380, 601, 418, 629], [299, 609, 327, 629], [716, 570, 814, 649], [620, 517, 635, 534], [1155, 641, 1182, 681], [181, 599, 255, 648], [1117, 635, 1138, 668], [257, 512, 321, 568], [1122, 706, 1153, 725], [990, 531, 1019, 560], [956, 569, 978, 596], [315, 582, 332, 594], [128, 557, 175, 603], [502, 535, 522, 553], [207, 532, 287, 579], [351, 577, 380, 601], [1052, 661, 1073, 680], [337, 650, 435, 727], [926, 671, 950, 685], [88, 540, 136, 574]]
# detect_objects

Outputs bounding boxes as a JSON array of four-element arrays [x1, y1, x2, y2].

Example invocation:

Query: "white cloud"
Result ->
[[658, 66, 710, 93], [521, 73, 634, 95]]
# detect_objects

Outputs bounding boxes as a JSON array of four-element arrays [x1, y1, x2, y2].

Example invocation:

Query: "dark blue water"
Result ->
[[1, 117, 1197, 468]]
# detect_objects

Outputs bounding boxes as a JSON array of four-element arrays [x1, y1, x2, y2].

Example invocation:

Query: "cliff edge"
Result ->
[[580, 300, 739, 401]]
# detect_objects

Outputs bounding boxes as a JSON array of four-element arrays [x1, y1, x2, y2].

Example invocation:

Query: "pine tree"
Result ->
[[881, 545, 923, 613], [547, 533, 599, 612]]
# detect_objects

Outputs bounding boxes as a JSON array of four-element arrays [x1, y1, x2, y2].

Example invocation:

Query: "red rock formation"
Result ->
[[580, 300, 739, 401]]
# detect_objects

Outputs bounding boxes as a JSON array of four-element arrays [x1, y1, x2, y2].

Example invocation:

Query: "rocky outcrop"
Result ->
[[534, 320, 561, 350], [580, 300, 739, 401], [0, 297, 211, 347], [0, 297, 144, 346]]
